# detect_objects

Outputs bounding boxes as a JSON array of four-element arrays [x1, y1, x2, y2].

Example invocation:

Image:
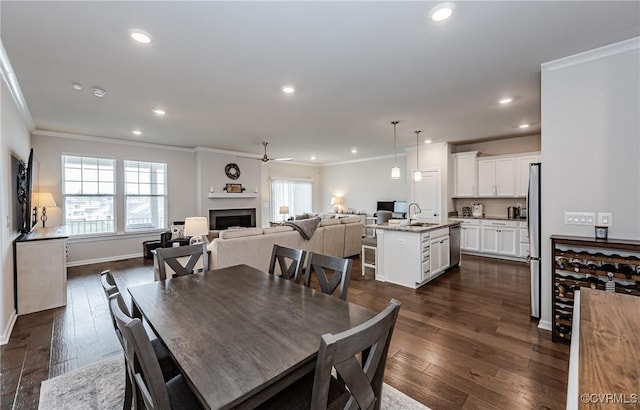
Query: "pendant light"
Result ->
[[413, 130, 422, 182], [390, 121, 400, 179]]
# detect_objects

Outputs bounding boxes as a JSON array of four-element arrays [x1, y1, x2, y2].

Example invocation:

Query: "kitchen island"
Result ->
[[370, 220, 461, 289]]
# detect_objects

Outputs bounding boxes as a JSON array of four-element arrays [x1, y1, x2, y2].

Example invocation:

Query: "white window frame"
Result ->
[[62, 154, 116, 236], [270, 177, 313, 222], [124, 160, 168, 233]]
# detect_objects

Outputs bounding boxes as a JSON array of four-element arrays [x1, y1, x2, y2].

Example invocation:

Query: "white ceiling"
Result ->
[[2, 1, 639, 164]]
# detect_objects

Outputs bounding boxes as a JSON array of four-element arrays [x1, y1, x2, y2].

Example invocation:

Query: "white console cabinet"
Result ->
[[15, 227, 68, 315]]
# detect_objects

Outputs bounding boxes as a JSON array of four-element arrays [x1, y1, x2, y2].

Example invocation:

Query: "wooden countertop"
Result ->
[[16, 226, 68, 242], [578, 289, 640, 409]]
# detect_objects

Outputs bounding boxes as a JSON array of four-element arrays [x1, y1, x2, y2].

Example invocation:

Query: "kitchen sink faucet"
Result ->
[[408, 202, 422, 221]]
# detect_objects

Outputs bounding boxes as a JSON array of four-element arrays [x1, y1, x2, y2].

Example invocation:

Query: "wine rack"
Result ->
[[551, 234, 640, 343]]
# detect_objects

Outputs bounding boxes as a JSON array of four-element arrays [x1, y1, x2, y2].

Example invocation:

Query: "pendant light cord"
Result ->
[[391, 121, 399, 165], [415, 130, 422, 169]]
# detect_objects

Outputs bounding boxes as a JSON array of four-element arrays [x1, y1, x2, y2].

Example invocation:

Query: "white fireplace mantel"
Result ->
[[208, 193, 258, 199]]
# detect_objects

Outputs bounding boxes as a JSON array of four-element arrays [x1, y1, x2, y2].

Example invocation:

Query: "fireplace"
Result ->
[[209, 208, 257, 230]]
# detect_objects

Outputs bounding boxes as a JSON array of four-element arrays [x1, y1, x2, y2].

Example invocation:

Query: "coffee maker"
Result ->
[[508, 206, 520, 219]]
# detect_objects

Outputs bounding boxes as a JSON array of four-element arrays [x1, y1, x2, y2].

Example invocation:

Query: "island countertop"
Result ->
[[366, 220, 461, 233]]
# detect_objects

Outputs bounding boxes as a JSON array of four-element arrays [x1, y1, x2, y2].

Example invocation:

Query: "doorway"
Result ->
[[412, 169, 442, 223]]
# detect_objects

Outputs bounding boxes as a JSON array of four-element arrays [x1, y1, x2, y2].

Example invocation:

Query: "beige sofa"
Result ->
[[207, 217, 363, 272]]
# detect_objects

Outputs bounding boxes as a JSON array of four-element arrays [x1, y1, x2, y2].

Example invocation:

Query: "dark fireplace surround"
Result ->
[[209, 208, 256, 230]]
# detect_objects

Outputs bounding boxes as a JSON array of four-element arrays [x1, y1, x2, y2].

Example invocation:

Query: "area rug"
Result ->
[[39, 354, 430, 409]]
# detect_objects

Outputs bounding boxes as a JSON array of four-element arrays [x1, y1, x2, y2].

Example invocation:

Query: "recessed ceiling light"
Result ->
[[282, 85, 295, 94], [310, 156, 316, 160], [72, 83, 82, 91], [519, 123, 530, 129], [430, 3, 455, 22], [92, 88, 106, 98], [129, 29, 152, 44], [499, 97, 513, 105], [424, 139, 432, 144], [132, 130, 142, 136], [152, 108, 166, 116], [351, 148, 357, 154]]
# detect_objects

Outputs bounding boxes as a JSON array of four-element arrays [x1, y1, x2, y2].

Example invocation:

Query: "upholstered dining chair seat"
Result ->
[[256, 371, 349, 410], [166, 374, 203, 410]]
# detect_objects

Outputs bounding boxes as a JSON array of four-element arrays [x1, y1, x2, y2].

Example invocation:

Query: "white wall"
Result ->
[[0, 78, 31, 343], [320, 156, 407, 216], [540, 38, 640, 329], [261, 161, 321, 226], [32, 132, 197, 264], [406, 142, 451, 218]]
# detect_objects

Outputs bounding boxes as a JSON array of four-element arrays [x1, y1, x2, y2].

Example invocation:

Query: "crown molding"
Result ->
[[33, 130, 195, 152], [194, 146, 257, 157], [321, 152, 406, 167], [0, 40, 35, 131], [542, 36, 639, 72]]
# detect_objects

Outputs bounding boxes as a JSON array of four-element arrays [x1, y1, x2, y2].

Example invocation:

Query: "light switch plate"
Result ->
[[597, 212, 612, 226], [565, 211, 596, 225]]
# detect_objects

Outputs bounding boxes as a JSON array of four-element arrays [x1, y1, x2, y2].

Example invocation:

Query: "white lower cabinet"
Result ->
[[480, 220, 519, 258], [461, 220, 481, 252], [518, 221, 530, 258], [430, 227, 450, 276]]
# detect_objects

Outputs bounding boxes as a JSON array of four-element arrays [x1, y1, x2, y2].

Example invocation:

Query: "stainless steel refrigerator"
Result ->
[[527, 163, 541, 319]]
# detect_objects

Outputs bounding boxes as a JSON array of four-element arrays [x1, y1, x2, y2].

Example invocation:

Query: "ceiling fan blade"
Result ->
[[237, 155, 262, 161], [273, 158, 294, 161]]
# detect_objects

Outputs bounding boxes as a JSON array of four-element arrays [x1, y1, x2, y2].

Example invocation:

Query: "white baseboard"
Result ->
[[67, 252, 142, 267], [538, 319, 553, 331], [1, 310, 17, 345]]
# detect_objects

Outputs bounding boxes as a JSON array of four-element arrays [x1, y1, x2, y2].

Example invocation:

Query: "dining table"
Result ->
[[128, 264, 376, 409]]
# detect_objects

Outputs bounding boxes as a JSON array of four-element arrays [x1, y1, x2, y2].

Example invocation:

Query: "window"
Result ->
[[270, 178, 312, 221], [63, 155, 115, 235], [124, 160, 167, 232]]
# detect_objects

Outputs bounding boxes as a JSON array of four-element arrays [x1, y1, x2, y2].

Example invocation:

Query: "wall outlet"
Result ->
[[597, 212, 612, 226]]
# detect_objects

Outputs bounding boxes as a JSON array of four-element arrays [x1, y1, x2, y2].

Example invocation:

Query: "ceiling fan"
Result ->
[[239, 142, 293, 163]]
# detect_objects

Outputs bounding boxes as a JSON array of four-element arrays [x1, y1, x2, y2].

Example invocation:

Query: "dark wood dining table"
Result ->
[[128, 264, 376, 409]]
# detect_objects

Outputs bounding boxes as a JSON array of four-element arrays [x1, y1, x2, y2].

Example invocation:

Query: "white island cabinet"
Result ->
[[374, 222, 458, 289]]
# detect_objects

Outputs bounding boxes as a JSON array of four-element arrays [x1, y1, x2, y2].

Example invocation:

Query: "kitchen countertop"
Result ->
[[366, 220, 461, 233], [449, 216, 527, 221]]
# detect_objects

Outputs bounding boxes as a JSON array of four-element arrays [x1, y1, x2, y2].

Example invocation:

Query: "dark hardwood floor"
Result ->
[[1, 254, 569, 409]]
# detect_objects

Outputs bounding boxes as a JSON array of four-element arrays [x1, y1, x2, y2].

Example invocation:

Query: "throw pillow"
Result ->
[[170, 223, 184, 239]]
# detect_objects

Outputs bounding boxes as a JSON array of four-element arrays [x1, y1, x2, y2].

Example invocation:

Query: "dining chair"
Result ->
[[303, 252, 352, 300], [100, 269, 118, 297], [257, 298, 402, 410], [156, 243, 209, 281], [109, 296, 203, 410], [100, 271, 179, 408], [268, 244, 306, 282]]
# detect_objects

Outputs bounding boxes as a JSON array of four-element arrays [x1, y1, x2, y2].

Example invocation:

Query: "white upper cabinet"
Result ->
[[452, 151, 478, 197], [516, 155, 540, 197], [468, 152, 539, 198], [478, 157, 516, 196]]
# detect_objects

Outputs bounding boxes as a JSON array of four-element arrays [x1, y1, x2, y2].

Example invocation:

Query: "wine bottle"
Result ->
[[586, 260, 598, 271], [557, 257, 569, 270]]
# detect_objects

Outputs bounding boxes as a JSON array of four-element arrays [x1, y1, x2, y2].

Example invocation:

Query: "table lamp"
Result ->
[[184, 217, 209, 245], [33, 192, 57, 227], [331, 196, 344, 213], [279, 205, 289, 221]]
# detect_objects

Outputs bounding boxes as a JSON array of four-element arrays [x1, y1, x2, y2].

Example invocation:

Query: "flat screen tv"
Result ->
[[393, 201, 407, 214], [19, 149, 39, 233], [376, 201, 394, 212]]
